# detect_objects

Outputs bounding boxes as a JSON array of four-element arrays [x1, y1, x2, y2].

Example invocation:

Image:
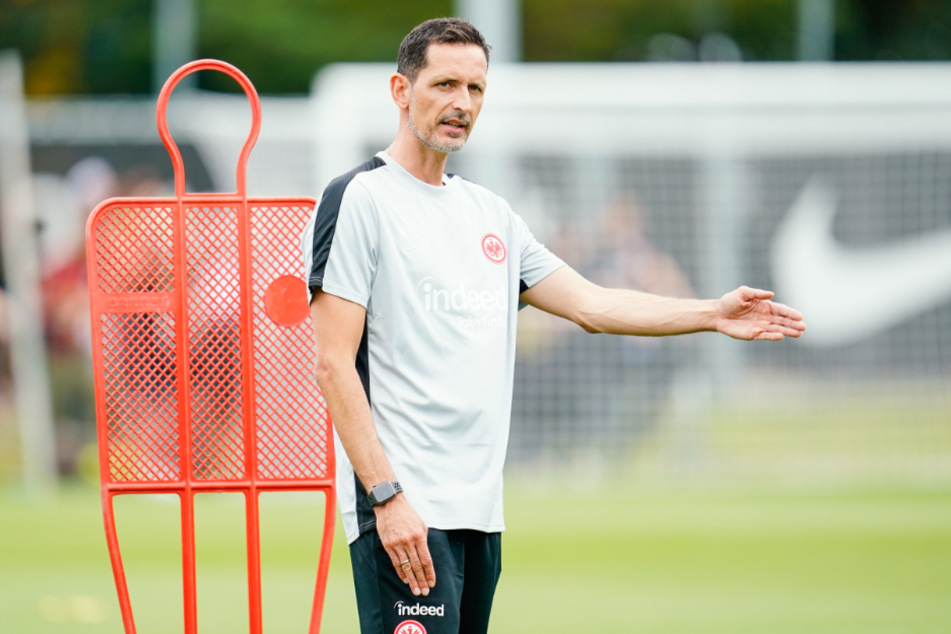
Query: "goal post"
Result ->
[[0, 50, 58, 495]]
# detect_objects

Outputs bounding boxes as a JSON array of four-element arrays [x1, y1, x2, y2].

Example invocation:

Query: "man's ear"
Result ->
[[390, 73, 411, 110]]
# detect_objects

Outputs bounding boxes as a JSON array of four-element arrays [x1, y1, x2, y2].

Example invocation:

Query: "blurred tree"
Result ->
[[521, 0, 796, 62], [520, 0, 951, 63], [836, 0, 951, 61], [0, 0, 151, 95], [1, 0, 950, 96], [197, 0, 450, 93], [0, 0, 449, 96]]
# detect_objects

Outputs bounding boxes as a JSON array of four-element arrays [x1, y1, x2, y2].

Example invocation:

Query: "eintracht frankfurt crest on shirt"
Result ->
[[394, 619, 426, 634], [481, 233, 506, 263]]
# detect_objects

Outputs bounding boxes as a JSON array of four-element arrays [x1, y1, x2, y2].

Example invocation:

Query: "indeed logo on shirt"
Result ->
[[394, 600, 445, 617], [415, 277, 507, 329], [417, 277, 506, 313]]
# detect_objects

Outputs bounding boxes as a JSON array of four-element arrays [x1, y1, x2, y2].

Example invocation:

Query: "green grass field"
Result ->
[[2, 483, 950, 633]]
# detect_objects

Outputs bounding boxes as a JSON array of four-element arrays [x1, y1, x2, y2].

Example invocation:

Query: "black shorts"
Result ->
[[349, 528, 502, 634]]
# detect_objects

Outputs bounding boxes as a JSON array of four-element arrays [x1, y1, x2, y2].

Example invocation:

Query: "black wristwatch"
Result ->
[[367, 480, 403, 507]]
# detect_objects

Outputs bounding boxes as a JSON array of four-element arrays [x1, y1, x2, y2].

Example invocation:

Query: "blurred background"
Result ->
[[1, 1, 950, 632]]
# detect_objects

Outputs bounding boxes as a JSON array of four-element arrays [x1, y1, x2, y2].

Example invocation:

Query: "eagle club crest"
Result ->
[[394, 620, 426, 634], [481, 234, 506, 264]]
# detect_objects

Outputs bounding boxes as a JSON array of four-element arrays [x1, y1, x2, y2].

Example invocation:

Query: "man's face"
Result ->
[[406, 43, 487, 154]]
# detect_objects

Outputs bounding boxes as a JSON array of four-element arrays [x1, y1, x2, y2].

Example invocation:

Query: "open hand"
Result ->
[[716, 286, 806, 341]]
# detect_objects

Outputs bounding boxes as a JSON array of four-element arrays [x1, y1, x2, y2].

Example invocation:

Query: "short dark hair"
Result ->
[[397, 17, 491, 83]]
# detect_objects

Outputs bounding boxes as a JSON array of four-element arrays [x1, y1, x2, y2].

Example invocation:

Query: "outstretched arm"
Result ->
[[520, 266, 805, 340]]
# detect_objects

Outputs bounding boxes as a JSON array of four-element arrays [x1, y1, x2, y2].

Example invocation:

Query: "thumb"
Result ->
[[741, 286, 774, 301]]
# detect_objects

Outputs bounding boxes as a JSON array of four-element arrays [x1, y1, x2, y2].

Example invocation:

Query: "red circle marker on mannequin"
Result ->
[[264, 275, 309, 327]]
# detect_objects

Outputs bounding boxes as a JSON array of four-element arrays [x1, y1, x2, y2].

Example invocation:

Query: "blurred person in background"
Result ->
[[575, 193, 697, 449], [511, 192, 697, 464], [39, 157, 166, 475], [38, 156, 117, 475], [304, 17, 805, 634]]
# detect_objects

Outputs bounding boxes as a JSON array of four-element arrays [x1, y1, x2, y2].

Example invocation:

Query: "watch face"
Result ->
[[370, 481, 397, 506]]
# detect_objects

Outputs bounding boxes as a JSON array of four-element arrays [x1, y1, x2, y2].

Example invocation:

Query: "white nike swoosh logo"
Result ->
[[771, 177, 951, 346]]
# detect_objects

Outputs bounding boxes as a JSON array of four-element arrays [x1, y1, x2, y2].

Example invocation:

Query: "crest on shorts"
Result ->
[[481, 234, 506, 264], [394, 620, 426, 634]]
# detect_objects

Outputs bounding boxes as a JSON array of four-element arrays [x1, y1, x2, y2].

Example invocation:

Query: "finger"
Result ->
[[388, 549, 411, 584], [778, 325, 805, 338], [769, 301, 804, 322], [400, 557, 416, 588], [405, 544, 435, 597], [768, 313, 807, 332], [394, 544, 424, 597], [758, 321, 805, 339], [782, 320, 807, 334], [415, 538, 437, 590]]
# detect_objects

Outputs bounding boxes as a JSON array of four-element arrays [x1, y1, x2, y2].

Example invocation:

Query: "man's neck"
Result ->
[[387, 132, 449, 186]]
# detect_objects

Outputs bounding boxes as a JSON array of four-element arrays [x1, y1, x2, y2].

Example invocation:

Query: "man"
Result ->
[[303, 17, 805, 634]]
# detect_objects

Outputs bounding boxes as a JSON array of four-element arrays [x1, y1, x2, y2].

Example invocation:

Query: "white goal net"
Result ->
[[312, 62, 951, 486]]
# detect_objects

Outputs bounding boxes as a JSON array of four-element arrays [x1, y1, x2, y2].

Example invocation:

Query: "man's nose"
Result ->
[[451, 86, 472, 112]]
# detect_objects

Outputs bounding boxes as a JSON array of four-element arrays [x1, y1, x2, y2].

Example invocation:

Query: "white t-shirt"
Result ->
[[302, 152, 564, 543]]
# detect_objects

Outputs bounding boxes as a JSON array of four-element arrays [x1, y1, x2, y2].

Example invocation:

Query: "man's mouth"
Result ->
[[441, 118, 468, 131]]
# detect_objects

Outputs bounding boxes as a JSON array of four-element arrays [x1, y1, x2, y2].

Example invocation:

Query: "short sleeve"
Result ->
[[303, 177, 379, 308], [515, 213, 565, 292]]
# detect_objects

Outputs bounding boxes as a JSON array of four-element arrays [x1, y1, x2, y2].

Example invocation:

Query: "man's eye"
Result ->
[[470, 85, 483, 93]]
